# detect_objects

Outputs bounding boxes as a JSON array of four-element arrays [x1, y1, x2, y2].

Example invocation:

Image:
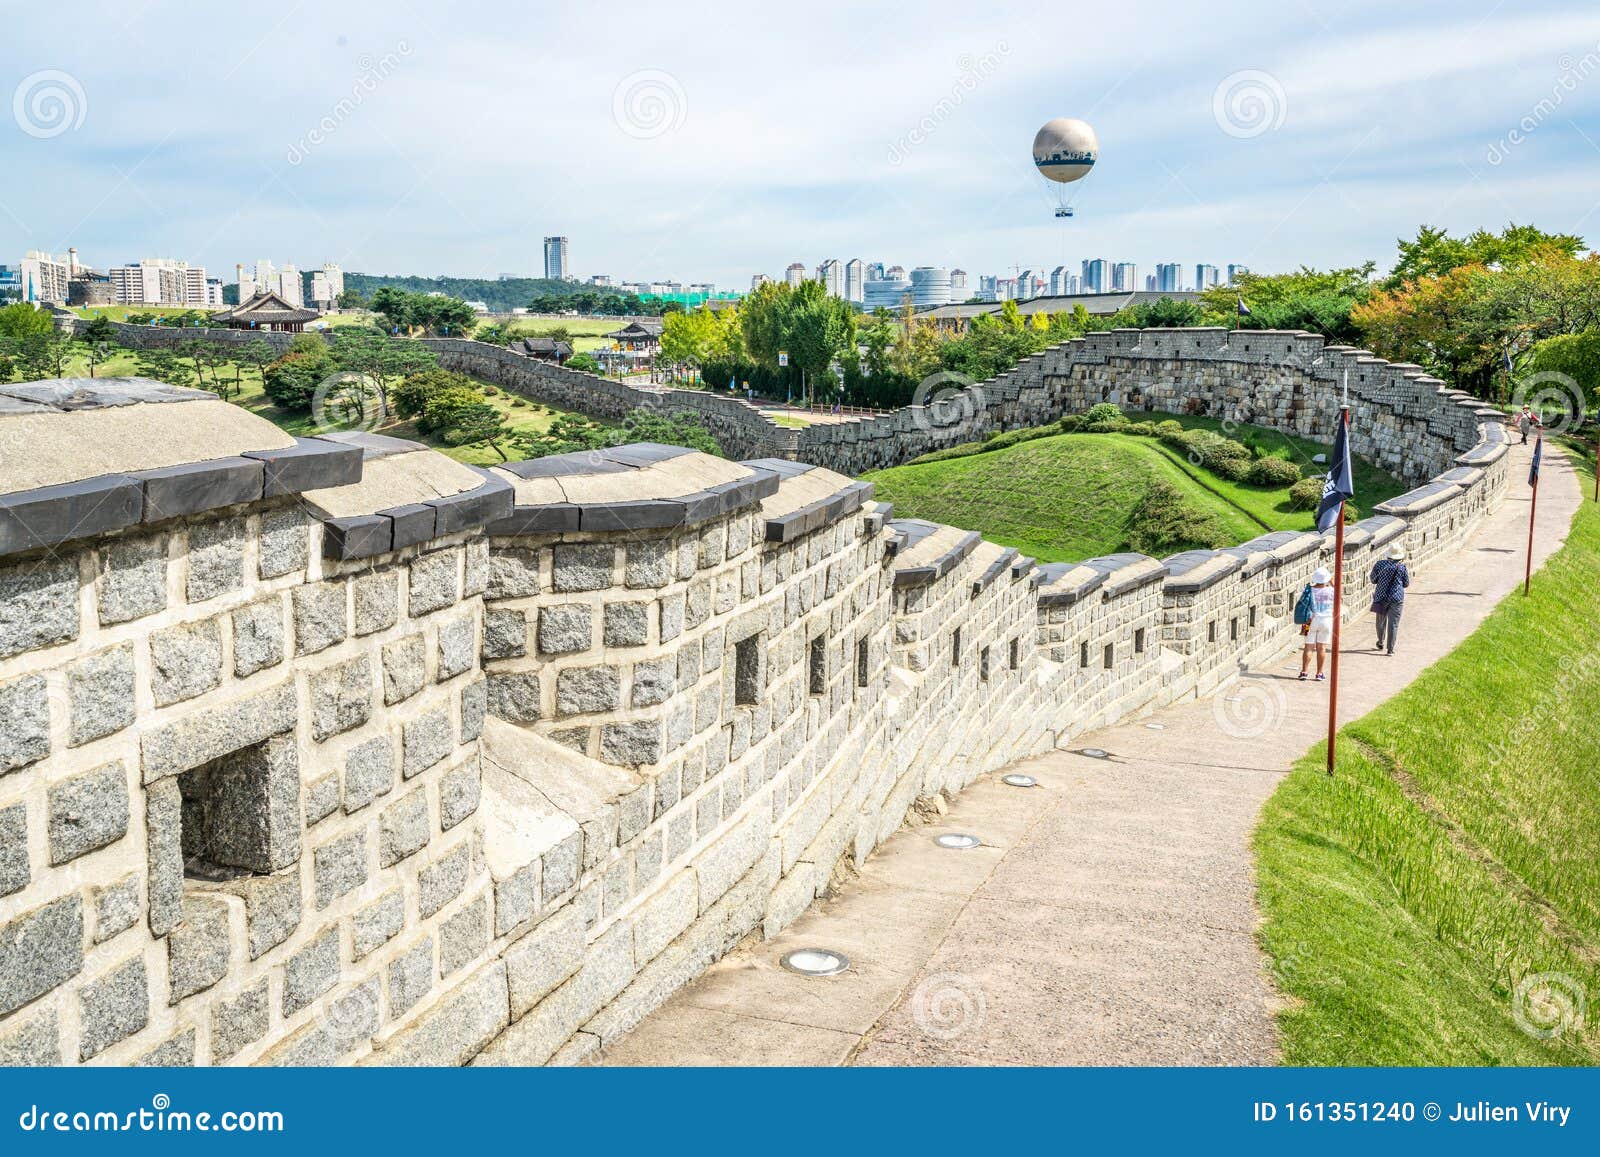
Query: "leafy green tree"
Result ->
[[566, 352, 601, 374], [1522, 329, 1600, 418], [18, 331, 74, 379], [1201, 265, 1375, 340], [135, 348, 192, 387], [0, 302, 55, 341], [1387, 223, 1585, 288], [81, 314, 115, 344], [240, 338, 276, 385], [392, 368, 472, 420], [330, 328, 436, 414]]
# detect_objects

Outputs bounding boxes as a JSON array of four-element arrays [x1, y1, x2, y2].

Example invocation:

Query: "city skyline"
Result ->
[[4, 1, 1597, 288]]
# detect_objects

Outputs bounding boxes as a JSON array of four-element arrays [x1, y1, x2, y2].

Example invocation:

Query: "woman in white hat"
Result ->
[[1370, 543, 1410, 655], [1298, 566, 1337, 681]]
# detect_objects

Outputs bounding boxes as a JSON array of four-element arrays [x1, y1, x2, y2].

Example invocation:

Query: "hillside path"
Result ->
[[597, 441, 1582, 1066]]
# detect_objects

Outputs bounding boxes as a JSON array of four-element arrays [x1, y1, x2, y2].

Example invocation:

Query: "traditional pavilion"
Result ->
[[209, 290, 321, 333]]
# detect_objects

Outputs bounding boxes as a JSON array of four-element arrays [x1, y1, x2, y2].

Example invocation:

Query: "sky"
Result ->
[[4, 0, 1600, 289]]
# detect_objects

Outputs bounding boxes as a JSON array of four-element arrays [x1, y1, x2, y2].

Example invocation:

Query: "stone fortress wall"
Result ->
[[4, 327, 1510, 1066]]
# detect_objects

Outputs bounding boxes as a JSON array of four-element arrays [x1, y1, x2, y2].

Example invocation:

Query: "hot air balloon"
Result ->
[[1033, 117, 1097, 218]]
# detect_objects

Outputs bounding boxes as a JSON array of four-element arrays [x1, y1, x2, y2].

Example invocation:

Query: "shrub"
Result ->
[[1056, 414, 1085, 433], [1125, 421, 1157, 437], [1155, 419, 1184, 439], [566, 352, 600, 374], [262, 346, 333, 412], [1288, 476, 1324, 510], [1246, 456, 1303, 487], [392, 368, 475, 420], [1125, 480, 1232, 555], [1084, 402, 1123, 424], [1181, 429, 1253, 478]]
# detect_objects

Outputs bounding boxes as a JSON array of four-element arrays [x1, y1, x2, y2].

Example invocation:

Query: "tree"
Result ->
[[81, 314, 115, 344], [566, 352, 600, 374], [135, 348, 192, 388], [336, 287, 369, 310], [17, 331, 74, 379], [240, 338, 276, 385], [0, 302, 55, 341], [329, 328, 436, 415], [1386, 223, 1586, 288], [1522, 329, 1600, 418], [84, 341, 112, 380], [420, 390, 512, 459], [392, 368, 473, 420], [1200, 265, 1375, 340]]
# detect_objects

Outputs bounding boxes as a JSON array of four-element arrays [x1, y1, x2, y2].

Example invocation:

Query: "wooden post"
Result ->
[[1525, 459, 1540, 596]]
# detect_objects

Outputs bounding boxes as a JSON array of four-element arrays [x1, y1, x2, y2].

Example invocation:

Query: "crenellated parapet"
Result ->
[[0, 352, 1513, 1067]]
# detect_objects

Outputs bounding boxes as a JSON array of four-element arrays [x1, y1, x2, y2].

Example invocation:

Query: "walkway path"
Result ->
[[597, 441, 1582, 1066]]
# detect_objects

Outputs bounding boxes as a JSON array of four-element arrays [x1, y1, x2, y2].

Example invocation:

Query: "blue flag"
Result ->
[[1316, 415, 1354, 532], [1503, 348, 1515, 376], [1529, 434, 1542, 486]]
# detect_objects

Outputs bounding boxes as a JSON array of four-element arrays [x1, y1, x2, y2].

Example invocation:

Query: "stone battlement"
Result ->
[[0, 350, 1509, 1066]]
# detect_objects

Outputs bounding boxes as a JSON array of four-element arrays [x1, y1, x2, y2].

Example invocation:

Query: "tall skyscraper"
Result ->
[[1049, 266, 1069, 296], [1156, 262, 1184, 292], [543, 236, 570, 280], [785, 262, 806, 287], [109, 259, 210, 306], [866, 262, 885, 282], [1112, 263, 1138, 292], [1195, 263, 1220, 290], [819, 259, 843, 298], [1082, 259, 1109, 294], [750, 273, 770, 290], [20, 251, 71, 304], [844, 258, 864, 303], [1227, 264, 1249, 285], [949, 269, 968, 298]]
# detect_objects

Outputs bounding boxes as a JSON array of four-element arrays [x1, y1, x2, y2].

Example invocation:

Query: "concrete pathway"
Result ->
[[597, 442, 1583, 1066]]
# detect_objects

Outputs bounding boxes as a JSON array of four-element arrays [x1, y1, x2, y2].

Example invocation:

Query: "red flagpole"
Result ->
[[1326, 407, 1349, 777], [1525, 435, 1540, 596]]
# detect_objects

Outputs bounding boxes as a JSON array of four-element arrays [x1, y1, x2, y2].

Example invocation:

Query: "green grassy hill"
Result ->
[[1256, 445, 1600, 1065], [864, 415, 1407, 563]]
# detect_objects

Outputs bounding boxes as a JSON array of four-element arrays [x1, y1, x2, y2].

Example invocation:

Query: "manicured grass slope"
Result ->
[[865, 433, 1264, 563], [1256, 450, 1600, 1065]]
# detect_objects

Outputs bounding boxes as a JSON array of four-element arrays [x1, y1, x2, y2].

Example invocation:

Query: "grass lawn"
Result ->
[[863, 414, 1408, 562], [1254, 445, 1600, 1065], [488, 317, 617, 354], [865, 432, 1264, 562]]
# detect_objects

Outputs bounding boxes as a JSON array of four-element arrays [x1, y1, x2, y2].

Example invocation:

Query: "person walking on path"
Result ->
[[1369, 544, 1410, 655], [1515, 404, 1543, 444], [1297, 566, 1337, 681]]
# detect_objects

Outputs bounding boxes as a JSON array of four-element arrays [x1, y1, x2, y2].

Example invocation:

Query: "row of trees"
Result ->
[[368, 287, 479, 337]]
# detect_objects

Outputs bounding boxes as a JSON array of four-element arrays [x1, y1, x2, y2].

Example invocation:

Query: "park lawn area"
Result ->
[[1254, 446, 1600, 1065], [864, 432, 1263, 562], [1137, 409, 1407, 528], [490, 317, 617, 355]]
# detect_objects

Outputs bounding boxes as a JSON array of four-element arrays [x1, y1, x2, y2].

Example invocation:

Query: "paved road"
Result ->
[[598, 441, 1582, 1066]]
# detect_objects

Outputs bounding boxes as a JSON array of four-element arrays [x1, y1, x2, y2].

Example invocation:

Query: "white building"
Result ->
[[1195, 263, 1220, 290], [909, 266, 952, 307], [949, 268, 968, 299], [107, 259, 211, 307], [1112, 262, 1138, 292], [862, 277, 912, 311], [1156, 263, 1184, 292], [844, 258, 864, 304], [784, 263, 806, 287], [819, 259, 843, 298], [1049, 266, 1069, 296], [543, 236, 569, 280], [750, 273, 771, 290], [19, 250, 72, 304]]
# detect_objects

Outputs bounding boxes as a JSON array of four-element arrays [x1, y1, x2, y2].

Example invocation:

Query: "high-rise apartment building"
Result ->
[[1227, 264, 1249, 284], [949, 268, 968, 298], [1081, 259, 1109, 294], [844, 258, 864, 303], [819, 259, 843, 298], [1155, 262, 1184, 292], [543, 236, 570, 280], [750, 273, 770, 290], [785, 262, 806, 287], [19, 251, 72, 304], [1195, 263, 1220, 290], [1112, 263, 1138, 292]]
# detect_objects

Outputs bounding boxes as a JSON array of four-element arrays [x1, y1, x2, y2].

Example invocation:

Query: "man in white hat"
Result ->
[[1298, 566, 1337, 681], [1369, 543, 1410, 655]]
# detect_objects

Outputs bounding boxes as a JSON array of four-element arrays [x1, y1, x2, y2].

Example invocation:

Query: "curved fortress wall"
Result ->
[[2, 325, 1510, 1066]]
